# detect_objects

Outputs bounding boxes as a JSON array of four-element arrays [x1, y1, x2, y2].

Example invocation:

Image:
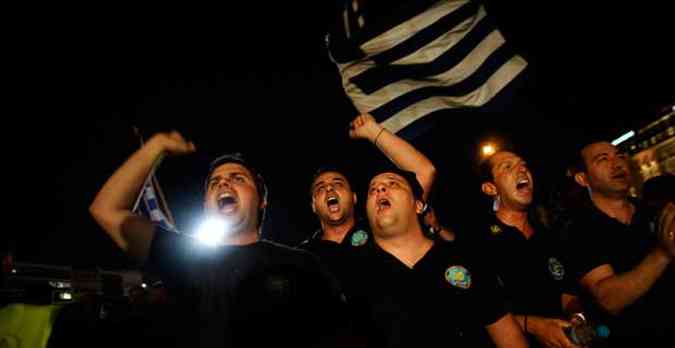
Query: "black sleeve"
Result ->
[[465, 257, 509, 327], [143, 227, 200, 290], [561, 218, 611, 282]]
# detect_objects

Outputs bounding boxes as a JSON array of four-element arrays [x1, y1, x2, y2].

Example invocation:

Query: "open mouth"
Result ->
[[377, 198, 391, 212], [516, 178, 531, 192], [326, 196, 340, 213], [611, 171, 628, 180], [217, 193, 237, 211]]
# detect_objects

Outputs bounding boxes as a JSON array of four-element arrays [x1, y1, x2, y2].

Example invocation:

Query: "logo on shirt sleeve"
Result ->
[[350, 229, 369, 247], [445, 265, 472, 289], [489, 224, 502, 236], [548, 257, 565, 281]]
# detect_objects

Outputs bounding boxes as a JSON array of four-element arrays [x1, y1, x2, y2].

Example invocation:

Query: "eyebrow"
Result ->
[[592, 152, 610, 162], [496, 160, 511, 170], [370, 175, 405, 186], [314, 177, 345, 188], [209, 171, 251, 183]]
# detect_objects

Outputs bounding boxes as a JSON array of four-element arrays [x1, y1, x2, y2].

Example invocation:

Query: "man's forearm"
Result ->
[[373, 128, 436, 198], [591, 247, 671, 314], [90, 139, 165, 250]]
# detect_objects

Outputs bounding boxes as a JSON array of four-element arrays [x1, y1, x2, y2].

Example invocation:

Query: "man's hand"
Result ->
[[657, 202, 675, 257], [349, 114, 383, 142], [148, 131, 196, 157], [528, 316, 581, 348]]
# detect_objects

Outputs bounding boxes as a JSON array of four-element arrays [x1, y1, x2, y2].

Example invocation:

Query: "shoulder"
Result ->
[[562, 207, 608, 238], [257, 240, 323, 266]]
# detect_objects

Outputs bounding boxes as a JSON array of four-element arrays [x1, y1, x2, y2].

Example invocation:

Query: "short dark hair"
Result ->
[[476, 145, 519, 184], [205, 153, 268, 227], [478, 154, 497, 184], [369, 165, 424, 202], [642, 174, 674, 206], [566, 137, 610, 178], [309, 165, 353, 198]]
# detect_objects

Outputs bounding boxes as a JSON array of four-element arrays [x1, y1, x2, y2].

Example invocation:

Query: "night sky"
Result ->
[[7, 2, 673, 270]]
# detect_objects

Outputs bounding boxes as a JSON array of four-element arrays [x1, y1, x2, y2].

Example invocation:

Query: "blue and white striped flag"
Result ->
[[133, 169, 177, 233], [328, 0, 527, 136]]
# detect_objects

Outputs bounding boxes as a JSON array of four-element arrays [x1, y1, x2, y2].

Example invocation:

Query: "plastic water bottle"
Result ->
[[564, 313, 610, 346]]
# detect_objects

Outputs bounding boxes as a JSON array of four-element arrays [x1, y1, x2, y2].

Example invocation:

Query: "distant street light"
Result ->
[[482, 143, 497, 157]]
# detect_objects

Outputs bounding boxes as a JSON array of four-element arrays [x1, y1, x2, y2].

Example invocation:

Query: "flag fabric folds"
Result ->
[[328, 0, 527, 134]]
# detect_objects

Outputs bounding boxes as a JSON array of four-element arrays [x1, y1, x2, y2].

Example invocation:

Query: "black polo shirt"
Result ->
[[298, 220, 372, 279], [144, 227, 350, 348], [343, 239, 508, 348], [483, 214, 573, 318], [562, 203, 675, 345]]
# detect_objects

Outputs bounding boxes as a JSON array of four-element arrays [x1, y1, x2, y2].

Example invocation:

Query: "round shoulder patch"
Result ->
[[350, 229, 369, 247], [548, 257, 565, 281], [445, 265, 472, 289]]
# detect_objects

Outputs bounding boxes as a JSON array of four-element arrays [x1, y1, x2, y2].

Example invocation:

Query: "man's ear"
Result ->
[[574, 172, 589, 188], [415, 200, 425, 214], [481, 182, 498, 197], [310, 198, 316, 213], [260, 198, 268, 210], [353, 192, 357, 205]]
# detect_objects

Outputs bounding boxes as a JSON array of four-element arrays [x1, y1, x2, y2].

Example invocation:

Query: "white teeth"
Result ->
[[517, 179, 529, 185], [219, 192, 233, 199]]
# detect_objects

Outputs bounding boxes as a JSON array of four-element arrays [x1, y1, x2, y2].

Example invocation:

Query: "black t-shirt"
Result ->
[[342, 239, 508, 348], [298, 220, 372, 279], [562, 204, 675, 344], [144, 227, 351, 348], [483, 214, 574, 318]]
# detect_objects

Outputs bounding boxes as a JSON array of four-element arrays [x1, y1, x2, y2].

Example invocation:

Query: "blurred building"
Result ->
[[616, 105, 674, 188], [1, 260, 143, 305]]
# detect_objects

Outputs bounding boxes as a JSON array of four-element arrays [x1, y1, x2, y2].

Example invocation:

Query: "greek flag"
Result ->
[[328, 0, 527, 136], [134, 173, 177, 232]]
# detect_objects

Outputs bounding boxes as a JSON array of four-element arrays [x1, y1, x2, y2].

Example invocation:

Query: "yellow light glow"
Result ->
[[482, 144, 496, 157]]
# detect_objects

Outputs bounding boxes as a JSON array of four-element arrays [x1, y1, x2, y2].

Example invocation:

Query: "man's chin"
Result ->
[[326, 215, 347, 226]]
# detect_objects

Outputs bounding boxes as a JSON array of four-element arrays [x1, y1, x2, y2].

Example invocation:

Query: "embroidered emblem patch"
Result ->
[[548, 257, 565, 281], [351, 229, 369, 247], [490, 224, 502, 236], [445, 265, 472, 289]]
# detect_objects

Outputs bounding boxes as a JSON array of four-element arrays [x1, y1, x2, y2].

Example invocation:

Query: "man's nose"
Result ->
[[217, 179, 232, 188]]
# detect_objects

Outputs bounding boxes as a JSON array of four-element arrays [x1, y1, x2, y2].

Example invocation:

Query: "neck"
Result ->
[[496, 207, 534, 239], [225, 228, 259, 246], [376, 225, 433, 268], [590, 191, 633, 225], [320, 216, 355, 243]]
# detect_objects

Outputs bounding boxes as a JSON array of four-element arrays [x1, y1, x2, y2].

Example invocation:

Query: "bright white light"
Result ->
[[59, 292, 72, 300], [611, 130, 635, 146], [11, 269, 16, 274], [195, 217, 228, 246], [141, 283, 147, 289]]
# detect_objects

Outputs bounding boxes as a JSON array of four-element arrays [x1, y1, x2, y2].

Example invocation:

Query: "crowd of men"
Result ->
[[87, 111, 674, 347]]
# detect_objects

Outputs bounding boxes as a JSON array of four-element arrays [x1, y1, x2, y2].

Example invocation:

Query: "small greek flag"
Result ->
[[133, 171, 177, 233]]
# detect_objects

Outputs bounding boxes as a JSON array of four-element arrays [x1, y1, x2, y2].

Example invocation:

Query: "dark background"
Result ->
[[6, 2, 673, 269]]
